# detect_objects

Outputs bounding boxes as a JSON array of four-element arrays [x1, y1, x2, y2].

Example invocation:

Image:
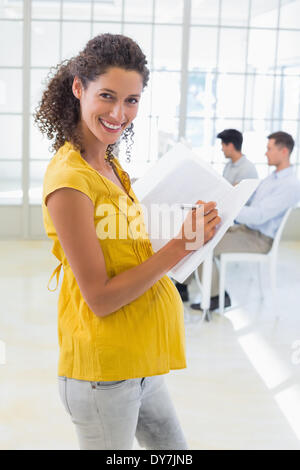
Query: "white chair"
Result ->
[[218, 208, 293, 314]]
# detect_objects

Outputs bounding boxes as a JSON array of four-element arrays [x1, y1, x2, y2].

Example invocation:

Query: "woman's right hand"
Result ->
[[174, 200, 221, 257]]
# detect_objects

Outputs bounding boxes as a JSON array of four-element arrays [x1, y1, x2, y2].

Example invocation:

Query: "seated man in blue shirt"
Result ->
[[176, 131, 300, 310]]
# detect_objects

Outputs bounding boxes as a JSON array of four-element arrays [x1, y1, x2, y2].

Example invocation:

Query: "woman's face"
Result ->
[[72, 67, 143, 147]]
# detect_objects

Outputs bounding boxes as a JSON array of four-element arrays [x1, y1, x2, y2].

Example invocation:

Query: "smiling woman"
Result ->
[[71, 67, 143, 166], [34, 32, 220, 451], [34, 33, 149, 163]]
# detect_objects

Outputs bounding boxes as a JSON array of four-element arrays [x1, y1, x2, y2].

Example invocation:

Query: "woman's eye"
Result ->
[[128, 98, 139, 104], [100, 93, 112, 99]]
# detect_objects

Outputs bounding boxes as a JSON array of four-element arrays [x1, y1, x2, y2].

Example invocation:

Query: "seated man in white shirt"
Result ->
[[218, 128, 258, 185], [176, 131, 300, 310]]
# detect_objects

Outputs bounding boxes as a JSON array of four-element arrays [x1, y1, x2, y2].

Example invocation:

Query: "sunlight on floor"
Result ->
[[238, 332, 291, 389], [275, 386, 300, 441]]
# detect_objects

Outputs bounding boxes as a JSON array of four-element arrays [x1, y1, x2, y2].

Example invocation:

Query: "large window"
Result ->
[[0, 0, 23, 204], [187, 0, 300, 179], [0, 0, 300, 233]]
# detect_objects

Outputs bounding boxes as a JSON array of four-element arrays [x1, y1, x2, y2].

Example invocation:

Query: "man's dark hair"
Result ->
[[267, 131, 294, 155], [217, 129, 243, 152]]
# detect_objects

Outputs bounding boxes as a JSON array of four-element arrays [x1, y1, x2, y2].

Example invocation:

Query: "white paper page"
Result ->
[[133, 142, 232, 203], [140, 163, 234, 251], [133, 143, 234, 250], [169, 178, 260, 282], [132, 143, 259, 282]]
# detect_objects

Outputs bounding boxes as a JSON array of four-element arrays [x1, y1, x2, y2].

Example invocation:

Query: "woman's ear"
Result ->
[[72, 76, 82, 100]]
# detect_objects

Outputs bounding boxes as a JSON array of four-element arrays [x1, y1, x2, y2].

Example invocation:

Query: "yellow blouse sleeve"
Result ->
[[43, 167, 95, 207]]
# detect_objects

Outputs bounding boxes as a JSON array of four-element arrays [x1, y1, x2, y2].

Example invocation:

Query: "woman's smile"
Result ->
[[98, 117, 126, 133]]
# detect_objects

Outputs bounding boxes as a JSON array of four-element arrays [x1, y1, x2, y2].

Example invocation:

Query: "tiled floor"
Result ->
[[0, 240, 300, 450]]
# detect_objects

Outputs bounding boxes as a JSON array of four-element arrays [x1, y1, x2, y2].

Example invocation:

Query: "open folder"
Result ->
[[132, 143, 260, 283]]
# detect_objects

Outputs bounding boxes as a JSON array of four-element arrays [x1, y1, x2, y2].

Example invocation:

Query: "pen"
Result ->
[[180, 204, 201, 210]]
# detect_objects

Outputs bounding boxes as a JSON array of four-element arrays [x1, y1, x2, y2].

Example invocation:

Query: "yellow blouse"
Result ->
[[42, 141, 186, 381]]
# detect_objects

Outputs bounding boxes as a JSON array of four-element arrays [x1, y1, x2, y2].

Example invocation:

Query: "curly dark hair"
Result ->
[[34, 33, 150, 161]]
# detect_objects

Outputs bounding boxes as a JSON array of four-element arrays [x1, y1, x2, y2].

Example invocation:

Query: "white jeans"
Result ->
[[58, 374, 188, 450]]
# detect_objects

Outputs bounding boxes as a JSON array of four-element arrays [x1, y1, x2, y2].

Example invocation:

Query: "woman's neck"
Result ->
[[82, 143, 108, 169], [80, 124, 108, 168]]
